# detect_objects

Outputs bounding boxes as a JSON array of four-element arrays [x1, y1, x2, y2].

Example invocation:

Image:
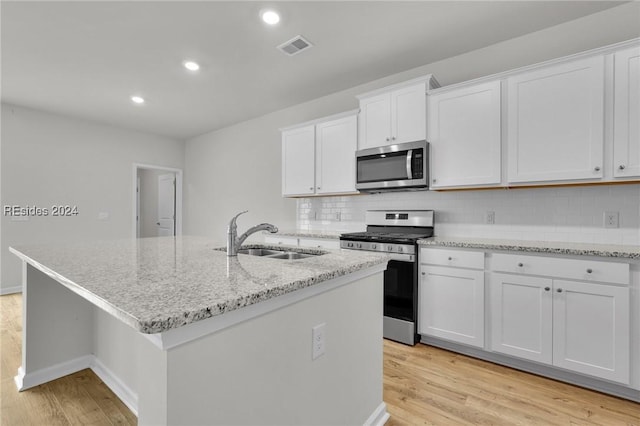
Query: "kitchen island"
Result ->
[[10, 236, 390, 425]]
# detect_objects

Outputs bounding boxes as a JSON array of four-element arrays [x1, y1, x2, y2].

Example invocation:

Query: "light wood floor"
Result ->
[[2, 293, 639, 425]]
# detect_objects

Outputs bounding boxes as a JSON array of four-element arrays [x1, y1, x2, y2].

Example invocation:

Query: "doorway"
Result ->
[[133, 164, 183, 238]]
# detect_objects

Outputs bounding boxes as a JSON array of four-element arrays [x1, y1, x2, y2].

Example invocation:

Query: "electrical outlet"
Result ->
[[312, 323, 326, 360], [604, 211, 619, 228], [486, 211, 495, 225]]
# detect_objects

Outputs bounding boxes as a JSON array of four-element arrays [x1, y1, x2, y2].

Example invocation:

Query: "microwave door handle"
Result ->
[[406, 149, 413, 179]]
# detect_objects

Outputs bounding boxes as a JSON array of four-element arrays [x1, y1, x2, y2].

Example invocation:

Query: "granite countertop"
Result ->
[[269, 230, 342, 240], [10, 236, 389, 334], [418, 237, 640, 259]]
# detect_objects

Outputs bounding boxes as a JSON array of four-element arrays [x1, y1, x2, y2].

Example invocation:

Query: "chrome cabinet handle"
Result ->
[[447, 257, 452, 261], [317, 187, 320, 190], [421, 272, 426, 275], [309, 187, 313, 190], [544, 287, 551, 291], [391, 136, 396, 141], [432, 179, 437, 183], [518, 263, 523, 267], [619, 165, 626, 170], [594, 166, 601, 172], [557, 288, 563, 293], [586, 268, 593, 274], [385, 137, 390, 142]]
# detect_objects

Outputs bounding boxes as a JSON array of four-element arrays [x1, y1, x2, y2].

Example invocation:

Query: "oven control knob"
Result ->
[[387, 245, 393, 252], [356, 243, 362, 249], [372, 244, 377, 250], [398, 246, 404, 253], [347, 242, 353, 248]]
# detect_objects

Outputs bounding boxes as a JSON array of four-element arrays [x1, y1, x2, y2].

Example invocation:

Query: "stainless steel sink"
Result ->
[[214, 246, 324, 260], [237, 248, 284, 256]]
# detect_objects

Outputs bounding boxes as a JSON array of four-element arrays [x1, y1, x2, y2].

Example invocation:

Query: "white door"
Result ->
[[358, 93, 392, 149], [552, 279, 630, 384], [315, 114, 357, 195], [490, 273, 553, 364], [613, 46, 640, 178], [507, 56, 605, 183], [391, 83, 426, 144], [428, 80, 502, 188], [282, 125, 316, 196], [157, 173, 176, 237], [418, 265, 485, 348]]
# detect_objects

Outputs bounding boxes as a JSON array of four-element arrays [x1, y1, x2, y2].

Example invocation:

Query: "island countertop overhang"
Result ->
[[10, 236, 390, 334]]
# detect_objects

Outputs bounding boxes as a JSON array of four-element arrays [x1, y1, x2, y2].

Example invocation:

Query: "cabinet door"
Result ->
[[391, 83, 426, 144], [613, 47, 640, 178], [490, 273, 553, 364], [282, 125, 315, 196], [358, 93, 391, 149], [507, 56, 605, 183], [315, 114, 357, 195], [552, 280, 630, 384], [428, 81, 501, 188], [419, 265, 484, 348]]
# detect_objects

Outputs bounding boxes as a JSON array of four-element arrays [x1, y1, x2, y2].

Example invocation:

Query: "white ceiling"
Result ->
[[1, 1, 625, 140]]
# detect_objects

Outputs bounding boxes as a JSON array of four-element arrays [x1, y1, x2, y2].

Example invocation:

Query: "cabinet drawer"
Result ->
[[492, 253, 629, 285], [420, 248, 484, 269], [299, 238, 340, 250]]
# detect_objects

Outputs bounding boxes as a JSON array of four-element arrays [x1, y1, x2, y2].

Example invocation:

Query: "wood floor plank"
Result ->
[[3, 292, 640, 425]]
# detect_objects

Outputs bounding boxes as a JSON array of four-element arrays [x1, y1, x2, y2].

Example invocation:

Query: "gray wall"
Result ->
[[1, 104, 184, 293], [183, 3, 640, 240]]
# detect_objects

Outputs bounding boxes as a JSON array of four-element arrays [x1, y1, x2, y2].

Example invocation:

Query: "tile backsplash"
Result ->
[[297, 184, 640, 245]]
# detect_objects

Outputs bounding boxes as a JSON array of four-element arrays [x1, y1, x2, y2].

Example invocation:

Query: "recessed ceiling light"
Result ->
[[260, 9, 280, 25], [131, 96, 145, 104], [183, 61, 200, 71]]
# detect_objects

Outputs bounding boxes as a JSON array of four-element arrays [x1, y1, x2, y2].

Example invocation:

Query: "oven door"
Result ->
[[383, 258, 418, 345]]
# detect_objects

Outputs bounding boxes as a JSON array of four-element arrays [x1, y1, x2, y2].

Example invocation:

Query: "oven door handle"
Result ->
[[388, 253, 414, 262], [406, 149, 413, 179]]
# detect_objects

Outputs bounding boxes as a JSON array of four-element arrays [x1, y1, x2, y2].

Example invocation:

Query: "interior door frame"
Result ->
[[132, 163, 183, 238]]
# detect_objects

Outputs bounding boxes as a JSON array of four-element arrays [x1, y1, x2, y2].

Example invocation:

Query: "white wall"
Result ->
[[1, 104, 184, 294], [184, 3, 640, 243]]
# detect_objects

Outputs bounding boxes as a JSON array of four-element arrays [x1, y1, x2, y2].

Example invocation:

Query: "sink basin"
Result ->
[[214, 246, 325, 260], [237, 248, 284, 256]]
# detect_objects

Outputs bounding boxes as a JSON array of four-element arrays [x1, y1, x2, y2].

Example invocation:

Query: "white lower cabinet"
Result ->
[[552, 279, 629, 384], [419, 249, 485, 348], [490, 273, 553, 364], [491, 257, 630, 384]]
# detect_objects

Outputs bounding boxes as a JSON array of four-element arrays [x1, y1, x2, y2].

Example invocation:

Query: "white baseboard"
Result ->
[[364, 402, 390, 426], [15, 354, 93, 391], [14, 355, 139, 417], [90, 357, 139, 416], [1, 285, 22, 295]]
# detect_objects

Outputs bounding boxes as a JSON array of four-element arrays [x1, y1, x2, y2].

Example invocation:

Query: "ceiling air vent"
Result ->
[[278, 35, 313, 56]]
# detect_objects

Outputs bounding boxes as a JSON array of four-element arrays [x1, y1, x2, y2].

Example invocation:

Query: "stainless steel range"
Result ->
[[340, 210, 434, 345]]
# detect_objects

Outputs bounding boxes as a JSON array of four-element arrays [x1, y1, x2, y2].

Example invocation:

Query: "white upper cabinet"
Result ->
[[315, 114, 357, 195], [282, 125, 315, 196], [358, 92, 392, 149], [428, 80, 502, 188], [357, 76, 438, 150], [281, 112, 358, 197], [507, 56, 605, 183], [613, 46, 640, 178]]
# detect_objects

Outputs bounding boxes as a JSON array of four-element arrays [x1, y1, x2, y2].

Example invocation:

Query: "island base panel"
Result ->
[[16, 263, 93, 390]]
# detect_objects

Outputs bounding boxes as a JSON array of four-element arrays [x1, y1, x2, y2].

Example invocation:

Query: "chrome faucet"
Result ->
[[227, 210, 278, 256]]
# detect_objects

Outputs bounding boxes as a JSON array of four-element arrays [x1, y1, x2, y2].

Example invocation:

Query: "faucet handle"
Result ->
[[231, 210, 248, 222], [228, 210, 248, 230]]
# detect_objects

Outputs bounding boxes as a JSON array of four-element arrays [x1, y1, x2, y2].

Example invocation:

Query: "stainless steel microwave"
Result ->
[[355, 140, 429, 192]]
